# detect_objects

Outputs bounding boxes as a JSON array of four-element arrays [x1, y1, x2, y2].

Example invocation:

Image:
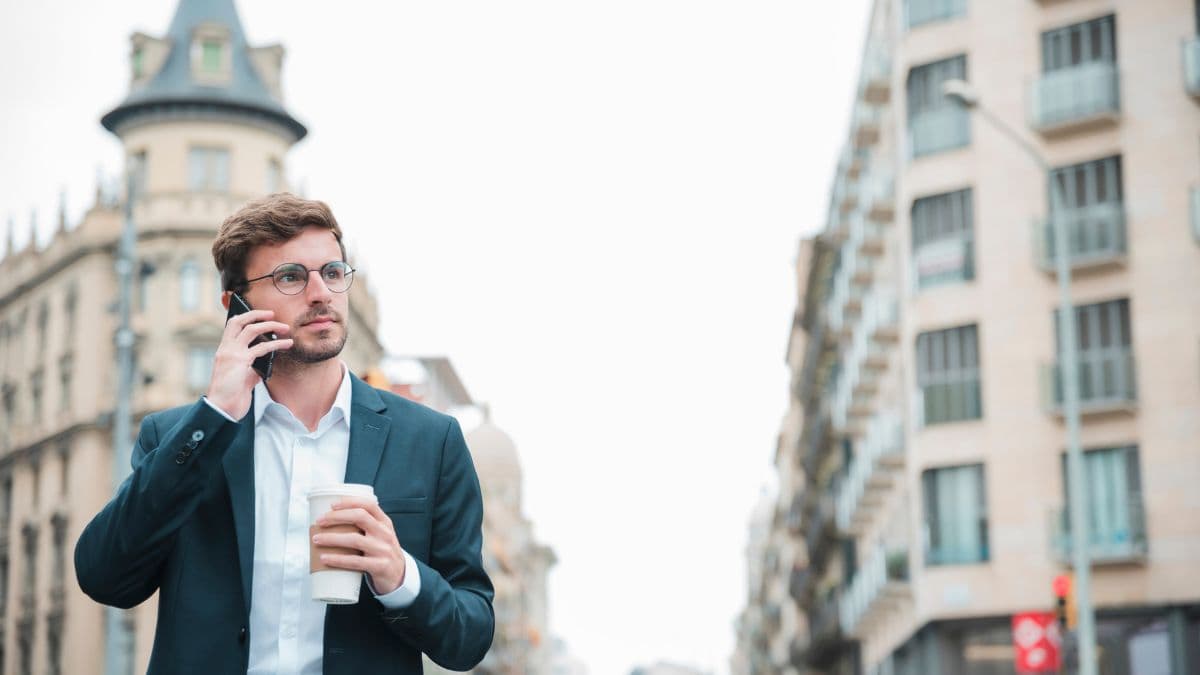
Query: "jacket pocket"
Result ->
[[378, 497, 427, 513]]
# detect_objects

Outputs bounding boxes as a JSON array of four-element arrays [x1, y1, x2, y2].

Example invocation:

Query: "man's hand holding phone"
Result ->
[[206, 308, 293, 420]]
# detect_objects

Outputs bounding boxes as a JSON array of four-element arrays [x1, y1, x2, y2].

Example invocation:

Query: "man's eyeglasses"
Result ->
[[242, 261, 356, 295]]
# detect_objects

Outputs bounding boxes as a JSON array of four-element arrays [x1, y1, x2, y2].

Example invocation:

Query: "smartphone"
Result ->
[[226, 293, 277, 381]]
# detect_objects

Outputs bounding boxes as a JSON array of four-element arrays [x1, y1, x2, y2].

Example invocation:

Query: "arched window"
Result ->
[[180, 259, 200, 312]]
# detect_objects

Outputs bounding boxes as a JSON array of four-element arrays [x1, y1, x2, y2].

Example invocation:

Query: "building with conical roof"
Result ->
[[0, 1, 383, 673]]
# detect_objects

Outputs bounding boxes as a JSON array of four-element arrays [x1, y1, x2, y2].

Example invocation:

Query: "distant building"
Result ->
[[752, 0, 1200, 674], [0, 0, 384, 672], [380, 357, 558, 675], [629, 661, 711, 675]]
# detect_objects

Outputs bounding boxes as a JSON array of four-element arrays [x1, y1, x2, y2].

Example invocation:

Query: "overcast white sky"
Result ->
[[0, 2, 869, 672]]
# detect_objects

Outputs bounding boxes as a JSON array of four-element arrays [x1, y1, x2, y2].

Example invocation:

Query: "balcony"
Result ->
[[1030, 62, 1120, 135], [914, 234, 974, 288], [789, 565, 812, 605], [908, 106, 969, 158], [864, 291, 899, 344], [849, 213, 884, 257], [805, 494, 838, 572], [860, 48, 891, 104], [834, 174, 860, 213], [905, 0, 966, 31], [1042, 348, 1137, 415], [840, 545, 910, 636], [806, 592, 845, 661], [1049, 496, 1147, 564], [863, 173, 895, 223], [848, 255, 874, 287], [852, 105, 881, 149], [1183, 37, 1200, 98], [840, 145, 868, 180], [835, 415, 904, 535], [1035, 203, 1126, 272]]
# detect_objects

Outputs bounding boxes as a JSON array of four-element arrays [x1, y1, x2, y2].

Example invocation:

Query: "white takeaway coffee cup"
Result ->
[[308, 483, 377, 604]]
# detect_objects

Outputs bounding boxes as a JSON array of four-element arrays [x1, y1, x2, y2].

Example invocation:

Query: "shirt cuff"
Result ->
[[372, 551, 421, 609], [202, 396, 239, 423]]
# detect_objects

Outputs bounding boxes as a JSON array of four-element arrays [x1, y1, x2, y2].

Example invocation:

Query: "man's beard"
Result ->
[[276, 308, 348, 366]]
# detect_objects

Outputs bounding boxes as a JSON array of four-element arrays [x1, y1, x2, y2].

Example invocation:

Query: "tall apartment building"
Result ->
[[0, 1, 386, 672], [761, 0, 1200, 673]]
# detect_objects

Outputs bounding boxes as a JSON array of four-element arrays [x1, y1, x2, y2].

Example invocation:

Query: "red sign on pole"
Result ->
[[1012, 612, 1062, 673]]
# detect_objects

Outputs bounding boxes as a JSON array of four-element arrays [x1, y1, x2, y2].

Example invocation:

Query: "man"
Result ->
[[75, 193, 494, 674]]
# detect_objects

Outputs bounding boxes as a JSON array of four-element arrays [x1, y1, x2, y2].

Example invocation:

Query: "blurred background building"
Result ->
[[739, 0, 1200, 673], [0, 0, 563, 673]]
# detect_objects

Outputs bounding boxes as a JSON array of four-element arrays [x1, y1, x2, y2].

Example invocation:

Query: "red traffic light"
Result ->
[[1052, 574, 1072, 598]]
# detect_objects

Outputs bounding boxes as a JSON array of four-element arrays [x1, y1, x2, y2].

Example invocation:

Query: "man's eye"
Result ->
[[278, 273, 301, 283], [324, 269, 343, 280]]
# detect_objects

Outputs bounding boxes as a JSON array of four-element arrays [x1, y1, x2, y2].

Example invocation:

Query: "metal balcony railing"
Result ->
[[808, 591, 842, 649], [926, 542, 989, 566], [834, 173, 860, 213], [914, 234, 974, 288], [835, 415, 903, 535], [1049, 495, 1148, 563], [1035, 203, 1127, 271], [908, 106, 970, 158], [1041, 348, 1137, 414], [904, 0, 966, 30], [849, 212, 884, 257], [1183, 37, 1200, 97], [840, 544, 910, 635], [1030, 62, 1120, 133]]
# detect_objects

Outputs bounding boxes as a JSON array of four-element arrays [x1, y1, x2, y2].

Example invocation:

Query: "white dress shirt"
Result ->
[[205, 364, 420, 675]]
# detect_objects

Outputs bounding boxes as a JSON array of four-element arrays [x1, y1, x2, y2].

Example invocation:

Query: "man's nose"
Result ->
[[304, 269, 334, 303]]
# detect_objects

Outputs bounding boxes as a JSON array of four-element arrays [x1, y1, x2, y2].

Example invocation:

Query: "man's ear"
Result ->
[[220, 291, 232, 311]]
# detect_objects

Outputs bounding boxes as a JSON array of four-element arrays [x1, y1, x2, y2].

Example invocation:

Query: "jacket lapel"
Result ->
[[344, 376, 391, 486], [222, 404, 256, 616]]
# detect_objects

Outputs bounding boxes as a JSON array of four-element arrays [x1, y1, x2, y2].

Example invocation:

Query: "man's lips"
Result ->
[[303, 317, 336, 328]]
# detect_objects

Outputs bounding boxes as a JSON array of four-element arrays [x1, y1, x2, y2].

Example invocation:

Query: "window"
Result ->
[[912, 188, 974, 289], [63, 284, 77, 344], [132, 46, 144, 78], [907, 56, 970, 158], [36, 301, 48, 356], [187, 347, 215, 391], [180, 259, 201, 312], [58, 355, 72, 413], [30, 370, 43, 427], [905, 0, 967, 30], [201, 39, 223, 72], [1042, 15, 1116, 72], [188, 147, 230, 192], [1061, 446, 1145, 559], [1051, 155, 1123, 211], [130, 150, 148, 197], [1044, 156, 1125, 264], [916, 324, 982, 425], [923, 464, 988, 565], [1052, 298, 1135, 406]]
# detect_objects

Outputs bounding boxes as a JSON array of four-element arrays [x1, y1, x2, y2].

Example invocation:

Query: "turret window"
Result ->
[[188, 147, 229, 192], [200, 40, 223, 72]]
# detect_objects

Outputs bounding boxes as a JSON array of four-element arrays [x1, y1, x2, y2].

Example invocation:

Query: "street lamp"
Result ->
[[942, 78, 1097, 675]]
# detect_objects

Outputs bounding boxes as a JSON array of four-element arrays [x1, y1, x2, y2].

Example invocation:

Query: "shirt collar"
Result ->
[[253, 362, 352, 429]]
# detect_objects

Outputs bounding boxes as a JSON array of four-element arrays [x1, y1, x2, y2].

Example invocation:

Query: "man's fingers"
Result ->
[[237, 320, 291, 346], [224, 309, 274, 335], [319, 553, 385, 576], [247, 338, 293, 359]]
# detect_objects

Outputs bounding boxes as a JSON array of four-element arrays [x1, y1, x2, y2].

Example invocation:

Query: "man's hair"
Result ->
[[212, 192, 348, 292]]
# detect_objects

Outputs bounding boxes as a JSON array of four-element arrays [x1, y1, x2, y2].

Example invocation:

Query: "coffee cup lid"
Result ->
[[308, 483, 377, 500]]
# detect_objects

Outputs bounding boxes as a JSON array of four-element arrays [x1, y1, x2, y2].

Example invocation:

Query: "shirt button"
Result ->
[[283, 627, 296, 639]]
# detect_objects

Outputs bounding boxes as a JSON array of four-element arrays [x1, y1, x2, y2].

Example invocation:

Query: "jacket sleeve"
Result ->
[[379, 417, 496, 670], [74, 400, 239, 609]]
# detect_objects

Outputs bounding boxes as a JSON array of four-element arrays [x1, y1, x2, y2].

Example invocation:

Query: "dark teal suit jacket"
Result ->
[[75, 375, 495, 674]]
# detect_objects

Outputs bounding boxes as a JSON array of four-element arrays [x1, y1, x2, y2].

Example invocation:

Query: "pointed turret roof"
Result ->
[[100, 0, 306, 141]]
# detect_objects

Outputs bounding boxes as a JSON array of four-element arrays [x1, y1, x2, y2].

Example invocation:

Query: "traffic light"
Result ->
[[1053, 573, 1078, 631]]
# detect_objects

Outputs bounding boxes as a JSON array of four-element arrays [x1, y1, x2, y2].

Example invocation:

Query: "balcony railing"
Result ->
[[1049, 495, 1148, 563], [840, 145, 868, 179], [926, 542, 989, 566], [1042, 348, 1137, 415], [840, 545, 910, 636], [914, 234, 974, 288], [860, 48, 892, 104], [905, 0, 966, 30], [863, 172, 895, 223], [1035, 203, 1127, 272], [1183, 37, 1200, 97], [805, 494, 838, 572], [834, 173, 859, 213], [863, 291, 899, 344], [835, 415, 904, 534], [852, 105, 881, 149], [1030, 61, 1120, 134], [908, 106, 970, 158], [849, 212, 884, 257]]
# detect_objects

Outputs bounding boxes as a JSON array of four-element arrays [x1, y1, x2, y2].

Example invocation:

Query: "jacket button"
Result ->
[[175, 452, 188, 465], [238, 626, 247, 644], [191, 430, 205, 443]]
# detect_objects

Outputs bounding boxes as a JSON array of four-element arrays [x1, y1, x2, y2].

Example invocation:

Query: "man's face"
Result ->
[[235, 227, 350, 367]]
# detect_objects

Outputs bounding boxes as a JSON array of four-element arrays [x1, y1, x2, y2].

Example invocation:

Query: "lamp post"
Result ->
[[942, 79, 1096, 675]]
